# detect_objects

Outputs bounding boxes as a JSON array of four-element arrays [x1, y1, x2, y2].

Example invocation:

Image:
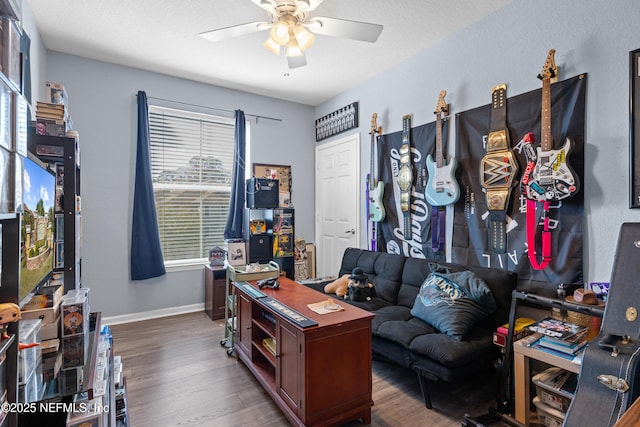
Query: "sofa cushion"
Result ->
[[410, 270, 497, 340], [344, 296, 393, 312], [409, 327, 496, 369]]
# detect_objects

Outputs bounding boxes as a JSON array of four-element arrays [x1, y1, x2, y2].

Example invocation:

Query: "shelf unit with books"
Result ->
[[504, 291, 605, 426], [244, 207, 295, 279]]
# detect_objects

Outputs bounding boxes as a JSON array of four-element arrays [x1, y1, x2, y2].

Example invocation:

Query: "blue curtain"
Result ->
[[131, 91, 166, 280], [224, 110, 246, 239]]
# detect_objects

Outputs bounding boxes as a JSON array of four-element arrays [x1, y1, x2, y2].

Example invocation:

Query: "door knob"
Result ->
[[345, 229, 355, 235]]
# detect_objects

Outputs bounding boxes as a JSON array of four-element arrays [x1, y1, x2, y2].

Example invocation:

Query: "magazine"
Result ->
[[528, 317, 588, 345]]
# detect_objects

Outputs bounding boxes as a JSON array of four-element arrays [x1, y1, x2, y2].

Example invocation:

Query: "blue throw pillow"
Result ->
[[410, 270, 497, 340]]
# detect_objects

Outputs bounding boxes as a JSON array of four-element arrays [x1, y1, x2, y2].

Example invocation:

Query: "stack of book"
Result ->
[[493, 317, 536, 347], [35, 101, 69, 136], [528, 317, 589, 358]]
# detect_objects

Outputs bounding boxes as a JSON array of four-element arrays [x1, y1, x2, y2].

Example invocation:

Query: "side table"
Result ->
[[513, 337, 581, 425], [204, 264, 226, 320]]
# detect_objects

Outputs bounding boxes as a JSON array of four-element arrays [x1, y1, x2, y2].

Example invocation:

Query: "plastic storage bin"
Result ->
[[533, 396, 565, 427], [18, 319, 42, 383], [532, 366, 576, 412]]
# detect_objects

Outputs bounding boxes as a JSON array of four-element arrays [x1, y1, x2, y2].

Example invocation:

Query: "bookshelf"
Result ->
[[505, 291, 605, 426]]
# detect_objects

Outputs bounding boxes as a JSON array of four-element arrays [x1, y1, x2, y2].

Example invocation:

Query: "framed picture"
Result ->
[[631, 48, 640, 208], [252, 163, 292, 207]]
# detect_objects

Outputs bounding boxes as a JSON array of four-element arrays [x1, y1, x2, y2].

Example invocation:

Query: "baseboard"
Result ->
[[102, 303, 205, 326]]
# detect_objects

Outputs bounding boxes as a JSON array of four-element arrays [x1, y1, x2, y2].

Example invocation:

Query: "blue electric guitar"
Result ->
[[521, 49, 579, 202], [425, 90, 460, 206], [368, 113, 385, 222]]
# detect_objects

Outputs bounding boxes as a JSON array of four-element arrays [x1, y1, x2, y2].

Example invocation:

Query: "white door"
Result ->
[[315, 133, 360, 278]]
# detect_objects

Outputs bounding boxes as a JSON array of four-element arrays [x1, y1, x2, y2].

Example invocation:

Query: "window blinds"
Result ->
[[148, 105, 235, 263]]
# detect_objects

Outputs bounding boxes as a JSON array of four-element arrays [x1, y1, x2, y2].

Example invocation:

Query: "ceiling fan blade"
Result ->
[[287, 52, 307, 69], [250, 0, 277, 14], [297, 0, 325, 12], [200, 21, 270, 43], [306, 16, 383, 43]]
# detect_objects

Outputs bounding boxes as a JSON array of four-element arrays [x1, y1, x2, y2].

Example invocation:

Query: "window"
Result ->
[[148, 105, 244, 267]]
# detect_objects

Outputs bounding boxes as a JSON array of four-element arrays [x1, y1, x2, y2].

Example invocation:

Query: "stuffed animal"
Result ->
[[346, 267, 375, 302], [324, 274, 350, 297]]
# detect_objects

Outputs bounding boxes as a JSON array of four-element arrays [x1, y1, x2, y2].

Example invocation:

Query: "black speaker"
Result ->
[[249, 234, 273, 262], [246, 178, 279, 209]]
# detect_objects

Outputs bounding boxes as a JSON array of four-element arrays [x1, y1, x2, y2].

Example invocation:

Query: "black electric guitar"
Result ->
[[521, 49, 579, 202], [368, 113, 385, 222]]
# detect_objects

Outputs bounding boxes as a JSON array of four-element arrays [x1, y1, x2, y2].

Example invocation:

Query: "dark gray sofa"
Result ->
[[304, 247, 518, 409]]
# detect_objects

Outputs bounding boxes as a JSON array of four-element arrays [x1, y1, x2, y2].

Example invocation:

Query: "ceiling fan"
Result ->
[[200, 0, 383, 69]]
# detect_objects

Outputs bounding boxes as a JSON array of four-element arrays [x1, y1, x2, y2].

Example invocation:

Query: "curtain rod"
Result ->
[[143, 95, 283, 123]]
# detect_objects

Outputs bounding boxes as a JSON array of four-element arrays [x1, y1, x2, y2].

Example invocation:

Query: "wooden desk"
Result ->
[[233, 277, 374, 427], [615, 395, 640, 426], [513, 338, 581, 425]]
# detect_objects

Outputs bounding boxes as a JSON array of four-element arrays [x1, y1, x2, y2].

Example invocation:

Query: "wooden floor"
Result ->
[[109, 312, 510, 427]]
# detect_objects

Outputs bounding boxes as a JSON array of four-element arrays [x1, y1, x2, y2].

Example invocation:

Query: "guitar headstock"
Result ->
[[370, 112, 378, 135], [434, 90, 449, 116], [538, 49, 558, 81]]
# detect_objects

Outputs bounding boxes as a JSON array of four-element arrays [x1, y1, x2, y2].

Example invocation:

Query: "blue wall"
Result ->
[[317, 0, 640, 287]]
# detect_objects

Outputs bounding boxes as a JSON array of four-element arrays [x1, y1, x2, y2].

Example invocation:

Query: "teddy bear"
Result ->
[[324, 274, 350, 297]]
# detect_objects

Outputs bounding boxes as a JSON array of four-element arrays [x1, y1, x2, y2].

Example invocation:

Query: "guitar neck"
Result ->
[[369, 133, 375, 190], [435, 113, 444, 168], [541, 77, 553, 151]]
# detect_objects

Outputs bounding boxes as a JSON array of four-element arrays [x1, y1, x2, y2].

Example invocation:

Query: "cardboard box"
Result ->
[[21, 302, 60, 325], [22, 284, 63, 310], [41, 315, 60, 341]]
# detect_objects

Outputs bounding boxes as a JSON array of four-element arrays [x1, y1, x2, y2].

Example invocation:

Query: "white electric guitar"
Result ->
[[521, 49, 579, 202], [425, 90, 460, 206]]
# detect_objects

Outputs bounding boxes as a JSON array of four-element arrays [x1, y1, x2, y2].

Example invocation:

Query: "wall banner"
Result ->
[[377, 119, 449, 263], [453, 74, 587, 295]]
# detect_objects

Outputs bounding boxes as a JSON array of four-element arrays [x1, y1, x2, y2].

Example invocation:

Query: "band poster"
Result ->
[[376, 74, 586, 295], [453, 74, 586, 294]]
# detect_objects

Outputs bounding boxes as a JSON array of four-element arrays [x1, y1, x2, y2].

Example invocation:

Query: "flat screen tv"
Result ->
[[19, 155, 56, 305]]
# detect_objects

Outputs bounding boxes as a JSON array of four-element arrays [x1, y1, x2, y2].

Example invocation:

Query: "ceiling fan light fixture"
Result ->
[[286, 39, 304, 57], [293, 24, 315, 50], [264, 37, 282, 54], [270, 20, 290, 45]]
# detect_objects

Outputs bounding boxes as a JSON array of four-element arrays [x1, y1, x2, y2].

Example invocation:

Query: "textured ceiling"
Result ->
[[25, 0, 512, 106]]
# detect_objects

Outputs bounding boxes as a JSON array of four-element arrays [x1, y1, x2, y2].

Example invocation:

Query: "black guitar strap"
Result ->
[[480, 84, 518, 253]]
